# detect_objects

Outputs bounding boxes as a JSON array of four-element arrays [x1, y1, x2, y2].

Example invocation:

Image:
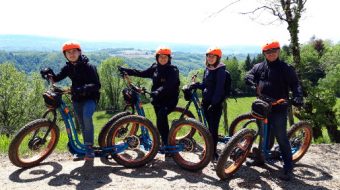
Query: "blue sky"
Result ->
[[1, 0, 339, 47]]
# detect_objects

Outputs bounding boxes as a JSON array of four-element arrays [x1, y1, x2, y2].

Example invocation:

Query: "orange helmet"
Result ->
[[262, 41, 280, 51], [62, 41, 81, 52], [206, 47, 222, 58], [155, 46, 172, 55]]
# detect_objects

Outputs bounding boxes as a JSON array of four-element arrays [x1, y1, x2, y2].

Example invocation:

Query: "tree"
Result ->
[[98, 57, 125, 111], [0, 63, 28, 136], [224, 56, 241, 92], [243, 54, 253, 71], [25, 73, 46, 121], [0, 63, 47, 136], [223, 57, 242, 132], [312, 39, 326, 58], [240, 0, 307, 68], [293, 43, 340, 142]]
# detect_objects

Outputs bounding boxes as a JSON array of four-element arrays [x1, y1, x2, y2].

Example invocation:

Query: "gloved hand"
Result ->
[[189, 82, 200, 90], [40, 68, 55, 80], [245, 78, 255, 86], [150, 90, 159, 98], [118, 66, 128, 77], [292, 96, 304, 107]]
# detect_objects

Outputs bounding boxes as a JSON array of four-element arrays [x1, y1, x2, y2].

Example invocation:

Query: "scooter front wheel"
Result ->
[[8, 119, 60, 168], [168, 118, 213, 171], [216, 128, 255, 180]]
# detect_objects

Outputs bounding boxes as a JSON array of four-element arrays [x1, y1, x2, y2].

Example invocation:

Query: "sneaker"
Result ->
[[84, 146, 95, 161], [278, 170, 293, 181]]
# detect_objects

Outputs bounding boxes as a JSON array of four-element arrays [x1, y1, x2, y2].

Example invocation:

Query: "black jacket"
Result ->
[[124, 63, 180, 107], [52, 55, 101, 102], [196, 64, 227, 106], [245, 59, 303, 112]]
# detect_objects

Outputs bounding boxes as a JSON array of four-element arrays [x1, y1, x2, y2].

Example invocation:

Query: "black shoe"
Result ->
[[212, 153, 219, 163], [165, 153, 173, 161], [279, 170, 293, 181], [245, 158, 265, 166]]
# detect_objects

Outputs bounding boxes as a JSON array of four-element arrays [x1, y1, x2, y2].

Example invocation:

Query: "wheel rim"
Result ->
[[231, 117, 258, 136], [17, 125, 57, 164], [168, 109, 196, 139], [110, 121, 156, 163], [223, 134, 253, 174], [169, 123, 208, 167], [290, 126, 312, 161]]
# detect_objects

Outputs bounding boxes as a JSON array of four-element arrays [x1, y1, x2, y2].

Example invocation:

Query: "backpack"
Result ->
[[204, 67, 232, 99]]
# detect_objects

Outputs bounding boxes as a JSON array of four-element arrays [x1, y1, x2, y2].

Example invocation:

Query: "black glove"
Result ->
[[245, 78, 256, 87], [150, 91, 159, 98], [40, 68, 55, 80], [118, 66, 128, 77], [189, 82, 200, 90], [292, 97, 304, 107]]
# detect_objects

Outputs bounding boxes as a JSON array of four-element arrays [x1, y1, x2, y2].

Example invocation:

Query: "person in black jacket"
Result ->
[[118, 47, 180, 154], [245, 41, 303, 181], [190, 47, 227, 162], [44, 41, 101, 160]]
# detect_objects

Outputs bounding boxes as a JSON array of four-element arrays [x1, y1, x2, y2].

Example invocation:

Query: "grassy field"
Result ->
[[1, 97, 254, 153], [1, 97, 338, 154]]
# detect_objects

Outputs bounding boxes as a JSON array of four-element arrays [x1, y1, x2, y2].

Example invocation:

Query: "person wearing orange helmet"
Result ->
[[190, 47, 231, 162], [245, 41, 303, 181], [41, 41, 101, 160], [118, 46, 180, 155]]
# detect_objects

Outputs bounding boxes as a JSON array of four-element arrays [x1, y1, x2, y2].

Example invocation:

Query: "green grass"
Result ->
[[1, 97, 337, 154], [0, 97, 254, 154], [54, 111, 114, 152], [134, 97, 255, 137], [0, 135, 10, 153]]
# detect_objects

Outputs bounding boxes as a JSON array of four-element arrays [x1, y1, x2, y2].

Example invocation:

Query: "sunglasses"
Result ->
[[263, 48, 280, 54], [206, 54, 217, 58]]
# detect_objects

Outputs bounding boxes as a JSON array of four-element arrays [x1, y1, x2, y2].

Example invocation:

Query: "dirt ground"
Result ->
[[1, 144, 339, 190]]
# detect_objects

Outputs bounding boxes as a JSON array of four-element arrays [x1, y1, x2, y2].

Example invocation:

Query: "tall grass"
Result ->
[[0, 135, 10, 153]]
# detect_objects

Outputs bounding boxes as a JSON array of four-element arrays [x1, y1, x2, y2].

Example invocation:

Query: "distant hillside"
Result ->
[[0, 35, 263, 75], [0, 49, 206, 75], [0, 34, 260, 54]]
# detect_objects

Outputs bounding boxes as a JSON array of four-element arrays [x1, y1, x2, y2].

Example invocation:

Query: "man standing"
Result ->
[[245, 41, 304, 181]]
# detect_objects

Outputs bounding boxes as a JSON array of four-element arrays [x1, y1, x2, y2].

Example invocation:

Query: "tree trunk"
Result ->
[[287, 21, 301, 67]]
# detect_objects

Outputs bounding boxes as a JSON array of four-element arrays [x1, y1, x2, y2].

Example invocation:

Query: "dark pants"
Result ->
[[203, 104, 223, 156], [153, 105, 176, 145], [267, 111, 293, 172]]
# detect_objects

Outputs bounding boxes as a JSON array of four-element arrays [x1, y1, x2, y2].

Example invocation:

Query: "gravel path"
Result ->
[[1, 144, 339, 190]]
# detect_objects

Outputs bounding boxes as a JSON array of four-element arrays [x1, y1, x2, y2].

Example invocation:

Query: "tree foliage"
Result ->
[[98, 57, 126, 111], [0, 63, 45, 136]]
